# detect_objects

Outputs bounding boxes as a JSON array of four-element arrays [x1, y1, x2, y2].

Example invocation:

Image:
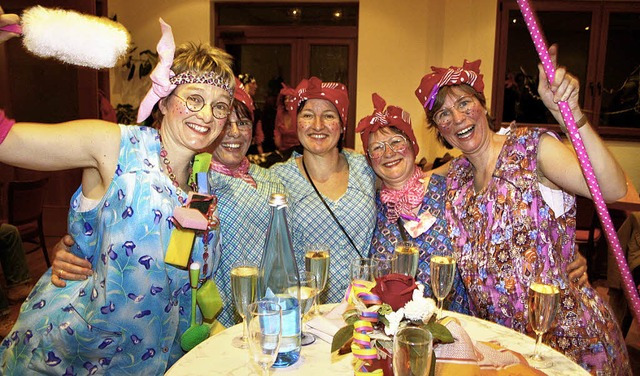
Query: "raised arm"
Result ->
[[536, 45, 627, 202], [0, 118, 121, 198]]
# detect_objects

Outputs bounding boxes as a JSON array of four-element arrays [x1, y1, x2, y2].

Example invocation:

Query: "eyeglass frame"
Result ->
[[367, 134, 410, 159], [171, 93, 231, 120], [225, 115, 253, 133], [432, 95, 476, 127]]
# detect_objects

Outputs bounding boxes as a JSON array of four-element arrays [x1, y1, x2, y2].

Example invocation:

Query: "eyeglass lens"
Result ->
[[175, 94, 230, 120], [434, 96, 475, 126], [368, 135, 408, 159]]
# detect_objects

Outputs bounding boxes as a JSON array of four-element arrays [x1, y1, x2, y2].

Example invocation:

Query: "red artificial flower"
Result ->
[[371, 273, 417, 311]]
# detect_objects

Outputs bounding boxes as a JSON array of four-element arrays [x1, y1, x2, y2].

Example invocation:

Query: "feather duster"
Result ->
[[4, 6, 130, 69]]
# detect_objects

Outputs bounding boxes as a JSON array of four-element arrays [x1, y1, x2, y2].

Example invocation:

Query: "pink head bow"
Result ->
[[356, 93, 418, 156], [137, 18, 176, 123], [415, 59, 484, 111], [279, 77, 349, 132]]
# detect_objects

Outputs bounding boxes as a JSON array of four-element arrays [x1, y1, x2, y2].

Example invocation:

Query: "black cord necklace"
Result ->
[[301, 156, 363, 258]]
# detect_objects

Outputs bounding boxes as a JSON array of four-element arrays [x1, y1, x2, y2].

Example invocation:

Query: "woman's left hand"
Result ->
[[537, 44, 582, 124]]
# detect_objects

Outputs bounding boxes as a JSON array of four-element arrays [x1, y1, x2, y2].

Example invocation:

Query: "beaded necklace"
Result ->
[[159, 135, 194, 205]]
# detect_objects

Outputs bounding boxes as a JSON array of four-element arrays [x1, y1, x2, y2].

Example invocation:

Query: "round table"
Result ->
[[165, 310, 588, 376]]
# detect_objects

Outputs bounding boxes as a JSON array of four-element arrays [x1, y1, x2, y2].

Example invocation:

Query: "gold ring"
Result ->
[[59, 270, 63, 278]]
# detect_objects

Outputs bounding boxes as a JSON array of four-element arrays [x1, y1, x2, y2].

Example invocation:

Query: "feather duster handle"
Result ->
[[20, 6, 130, 69]]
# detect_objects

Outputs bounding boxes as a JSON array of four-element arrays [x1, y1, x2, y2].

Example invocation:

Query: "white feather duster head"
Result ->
[[21, 6, 130, 69]]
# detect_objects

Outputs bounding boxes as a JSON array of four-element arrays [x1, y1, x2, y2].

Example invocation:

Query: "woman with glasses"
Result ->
[[415, 46, 630, 374], [0, 19, 234, 374], [205, 78, 286, 328], [270, 77, 376, 304], [356, 93, 470, 314]]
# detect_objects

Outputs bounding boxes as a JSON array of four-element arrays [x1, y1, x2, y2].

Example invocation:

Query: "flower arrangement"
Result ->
[[331, 274, 454, 375]]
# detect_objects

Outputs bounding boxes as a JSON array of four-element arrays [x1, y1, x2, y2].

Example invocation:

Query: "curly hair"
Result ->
[[148, 42, 235, 128]]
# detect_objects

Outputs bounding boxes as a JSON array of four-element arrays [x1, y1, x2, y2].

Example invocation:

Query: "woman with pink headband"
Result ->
[[0, 18, 234, 373], [271, 77, 377, 305], [415, 46, 630, 374]]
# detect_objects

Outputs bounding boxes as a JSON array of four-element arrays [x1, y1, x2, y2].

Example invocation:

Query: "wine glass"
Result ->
[[395, 241, 419, 277], [430, 251, 456, 319], [288, 272, 317, 346], [247, 300, 282, 376], [371, 253, 397, 280], [304, 244, 330, 316], [392, 326, 433, 376], [525, 270, 561, 369], [350, 257, 373, 284], [230, 259, 259, 348]]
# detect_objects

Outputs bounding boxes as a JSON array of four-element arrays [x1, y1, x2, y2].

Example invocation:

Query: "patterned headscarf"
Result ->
[[279, 77, 349, 132], [136, 18, 234, 123], [233, 77, 255, 121], [356, 93, 418, 156], [415, 59, 484, 111]]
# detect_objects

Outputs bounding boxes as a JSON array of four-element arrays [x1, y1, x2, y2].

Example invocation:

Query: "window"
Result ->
[[494, 1, 640, 139]]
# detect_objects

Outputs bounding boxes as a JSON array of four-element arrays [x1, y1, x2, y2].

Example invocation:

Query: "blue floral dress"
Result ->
[[369, 173, 470, 314], [0, 125, 218, 375], [209, 164, 287, 327], [271, 150, 376, 303]]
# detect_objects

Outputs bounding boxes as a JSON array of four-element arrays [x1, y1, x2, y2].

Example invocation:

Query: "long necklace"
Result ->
[[159, 136, 190, 205]]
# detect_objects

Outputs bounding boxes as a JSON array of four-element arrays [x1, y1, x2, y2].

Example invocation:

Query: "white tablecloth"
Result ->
[[165, 308, 588, 376]]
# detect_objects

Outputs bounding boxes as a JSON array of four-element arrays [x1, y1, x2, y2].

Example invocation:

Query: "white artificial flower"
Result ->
[[403, 295, 437, 322], [384, 308, 405, 336]]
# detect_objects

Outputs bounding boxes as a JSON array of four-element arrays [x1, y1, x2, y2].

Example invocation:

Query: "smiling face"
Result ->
[[211, 105, 253, 169], [433, 86, 491, 156], [296, 98, 343, 156], [159, 83, 231, 152], [368, 127, 416, 189]]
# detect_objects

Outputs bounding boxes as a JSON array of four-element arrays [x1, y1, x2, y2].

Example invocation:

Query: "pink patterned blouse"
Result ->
[[445, 127, 630, 375]]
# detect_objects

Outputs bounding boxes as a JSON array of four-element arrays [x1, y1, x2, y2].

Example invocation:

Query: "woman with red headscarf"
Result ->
[[415, 45, 630, 374], [356, 93, 470, 315], [271, 77, 377, 305]]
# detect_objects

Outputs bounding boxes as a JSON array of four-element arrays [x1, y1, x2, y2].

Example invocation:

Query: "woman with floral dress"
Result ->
[[0, 18, 234, 374], [356, 93, 469, 313], [415, 45, 630, 374]]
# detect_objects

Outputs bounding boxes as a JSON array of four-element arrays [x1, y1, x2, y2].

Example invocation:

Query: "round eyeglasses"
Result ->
[[172, 93, 231, 120], [433, 95, 476, 127], [367, 135, 409, 159]]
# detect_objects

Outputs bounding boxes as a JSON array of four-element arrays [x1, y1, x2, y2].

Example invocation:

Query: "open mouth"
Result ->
[[186, 122, 209, 134], [456, 125, 475, 139], [381, 158, 403, 168], [221, 142, 241, 150]]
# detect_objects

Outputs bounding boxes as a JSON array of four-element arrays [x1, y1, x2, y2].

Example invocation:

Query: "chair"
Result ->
[[5, 178, 51, 267], [575, 196, 602, 280]]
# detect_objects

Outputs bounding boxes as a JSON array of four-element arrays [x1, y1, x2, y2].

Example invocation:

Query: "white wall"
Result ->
[[107, 0, 639, 188]]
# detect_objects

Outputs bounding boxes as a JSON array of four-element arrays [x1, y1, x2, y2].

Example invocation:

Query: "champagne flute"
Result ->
[[395, 241, 419, 277], [392, 326, 433, 376], [304, 244, 330, 316], [350, 257, 373, 284], [288, 272, 317, 346], [430, 251, 456, 319], [230, 260, 259, 348], [371, 253, 397, 280], [525, 270, 561, 369], [247, 300, 282, 376]]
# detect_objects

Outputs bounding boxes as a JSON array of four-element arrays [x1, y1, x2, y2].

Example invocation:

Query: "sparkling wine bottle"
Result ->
[[258, 193, 301, 367]]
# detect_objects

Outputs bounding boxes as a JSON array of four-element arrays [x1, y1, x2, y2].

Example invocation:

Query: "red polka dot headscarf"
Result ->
[[280, 77, 350, 132], [356, 93, 418, 156], [415, 59, 484, 111], [233, 77, 255, 121]]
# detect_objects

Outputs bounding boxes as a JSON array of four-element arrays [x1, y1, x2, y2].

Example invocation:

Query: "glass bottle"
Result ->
[[258, 193, 301, 367]]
